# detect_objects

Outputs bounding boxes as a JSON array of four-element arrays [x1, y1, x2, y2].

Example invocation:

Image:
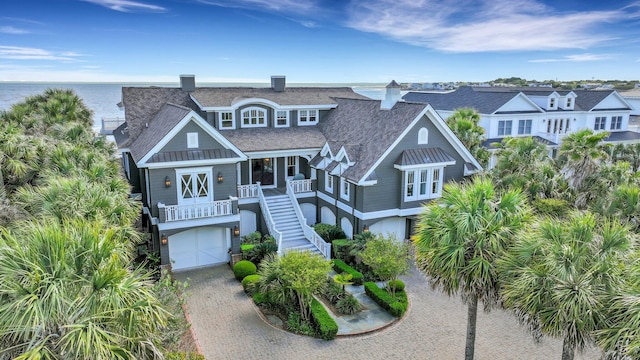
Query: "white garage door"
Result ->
[[370, 218, 406, 241], [169, 227, 229, 270]]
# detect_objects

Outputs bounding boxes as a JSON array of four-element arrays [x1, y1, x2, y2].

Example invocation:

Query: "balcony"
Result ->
[[237, 179, 315, 199], [158, 199, 235, 223]]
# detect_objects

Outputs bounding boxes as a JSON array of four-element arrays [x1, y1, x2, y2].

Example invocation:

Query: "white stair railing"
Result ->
[[288, 179, 313, 193], [159, 199, 233, 222], [237, 184, 259, 198], [257, 183, 284, 255], [286, 180, 331, 259]]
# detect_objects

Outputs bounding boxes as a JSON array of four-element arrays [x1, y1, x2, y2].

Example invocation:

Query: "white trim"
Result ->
[[144, 168, 151, 208], [294, 191, 316, 199], [357, 104, 482, 185], [317, 190, 334, 205], [418, 127, 429, 144], [194, 95, 338, 112], [285, 156, 299, 179], [249, 157, 277, 188], [353, 207, 423, 220], [298, 109, 319, 126], [136, 110, 247, 167], [238, 197, 259, 205], [320, 143, 333, 158], [495, 92, 545, 114], [187, 132, 199, 148], [218, 111, 235, 130], [275, 109, 290, 128], [157, 214, 240, 231], [393, 161, 455, 171], [244, 148, 320, 158], [144, 158, 242, 169], [240, 107, 267, 128], [325, 171, 334, 193], [175, 167, 214, 205], [339, 177, 350, 201], [336, 199, 353, 213]]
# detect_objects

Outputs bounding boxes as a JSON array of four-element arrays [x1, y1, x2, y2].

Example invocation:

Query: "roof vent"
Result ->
[[271, 75, 286, 92], [381, 80, 402, 110], [180, 74, 196, 92]]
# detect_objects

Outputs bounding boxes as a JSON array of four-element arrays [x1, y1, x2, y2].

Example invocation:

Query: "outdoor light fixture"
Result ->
[[363, 224, 369, 233], [217, 172, 224, 183], [233, 225, 240, 236], [161, 233, 168, 246], [164, 176, 171, 188]]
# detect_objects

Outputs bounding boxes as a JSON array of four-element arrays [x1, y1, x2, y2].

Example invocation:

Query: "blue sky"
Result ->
[[1, 0, 639, 83]]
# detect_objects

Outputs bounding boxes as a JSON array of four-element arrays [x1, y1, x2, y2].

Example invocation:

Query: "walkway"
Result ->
[[174, 264, 601, 360]]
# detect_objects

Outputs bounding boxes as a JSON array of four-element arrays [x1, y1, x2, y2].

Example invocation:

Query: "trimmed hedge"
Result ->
[[313, 224, 346, 242], [310, 298, 338, 340], [364, 282, 408, 317], [332, 259, 363, 286], [332, 239, 352, 261], [242, 274, 261, 294], [387, 279, 405, 292], [233, 260, 257, 281]]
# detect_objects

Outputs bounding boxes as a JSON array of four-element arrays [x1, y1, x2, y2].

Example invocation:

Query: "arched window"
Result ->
[[241, 107, 267, 128], [418, 127, 429, 144]]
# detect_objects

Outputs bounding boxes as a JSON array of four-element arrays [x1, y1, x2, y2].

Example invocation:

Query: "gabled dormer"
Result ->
[[559, 92, 576, 110], [547, 92, 559, 110]]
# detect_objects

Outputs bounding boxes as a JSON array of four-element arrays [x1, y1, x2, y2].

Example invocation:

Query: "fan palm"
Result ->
[[446, 108, 489, 167], [414, 176, 531, 360], [499, 212, 634, 360]]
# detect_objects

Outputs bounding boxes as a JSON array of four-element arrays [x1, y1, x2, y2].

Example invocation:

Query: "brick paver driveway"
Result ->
[[174, 264, 600, 360]]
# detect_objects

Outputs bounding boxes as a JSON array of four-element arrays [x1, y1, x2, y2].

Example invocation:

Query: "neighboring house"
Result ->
[[114, 76, 481, 271], [403, 86, 640, 167]]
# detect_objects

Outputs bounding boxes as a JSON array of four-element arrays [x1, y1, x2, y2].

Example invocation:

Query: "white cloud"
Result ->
[[197, 0, 319, 16], [0, 26, 30, 34], [529, 53, 615, 63], [82, 0, 166, 12], [346, 0, 628, 52], [0, 46, 84, 62]]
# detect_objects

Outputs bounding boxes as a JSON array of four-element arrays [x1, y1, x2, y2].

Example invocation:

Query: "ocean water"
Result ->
[[0, 83, 386, 131]]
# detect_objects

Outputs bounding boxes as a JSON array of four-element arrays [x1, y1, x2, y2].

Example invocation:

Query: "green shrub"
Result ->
[[364, 282, 407, 317], [241, 231, 262, 245], [332, 259, 363, 285], [313, 223, 346, 242], [166, 352, 205, 360], [387, 279, 405, 292], [532, 198, 570, 217], [242, 274, 261, 294], [287, 312, 316, 336], [336, 294, 362, 315], [244, 241, 277, 265], [233, 260, 257, 281], [252, 292, 268, 306], [332, 239, 352, 261], [310, 298, 338, 340], [323, 278, 345, 303]]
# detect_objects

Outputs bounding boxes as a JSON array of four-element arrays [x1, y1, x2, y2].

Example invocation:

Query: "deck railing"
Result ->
[[287, 179, 313, 194], [100, 117, 126, 135], [257, 184, 283, 254], [158, 199, 233, 222], [286, 180, 331, 259], [237, 184, 259, 199]]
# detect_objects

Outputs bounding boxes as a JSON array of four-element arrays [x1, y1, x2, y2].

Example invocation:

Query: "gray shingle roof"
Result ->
[[148, 149, 241, 163], [129, 103, 193, 163], [481, 136, 558, 149], [395, 148, 455, 166], [403, 86, 527, 114], [222, 126, 326, 152], [604, 131, 640, 142], [191, 87, 369, 107], [319, 98, 427, 183], [572, 90, 628, 111]]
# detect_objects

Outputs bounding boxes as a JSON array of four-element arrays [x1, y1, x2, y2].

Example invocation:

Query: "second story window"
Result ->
[[219, 111, 234, 129], [298, 109, 318, 125], [549, 98, 556, 108], [325, 171, 333, 193], [566, 98, 572, 108], [498, 120, 512, 136], [242, 107, 266, 128], [340, 177, 350, 201], [610, 116, 622, 130], [517, 119, 532, 135], [276, 110, 289, 127], [594, 117, 606, 131]]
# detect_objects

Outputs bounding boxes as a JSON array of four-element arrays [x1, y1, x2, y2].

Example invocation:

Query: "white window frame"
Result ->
[[497, 120, 512, 136], [549, 98, 556, 108], [218, 111, 235, 129], [403, 167, 444, 202], [418, 127, 429, 144], [275, 110, 289, 128], [517, 119, 532, 135], [286, 156, 298, 179], [594, 116, 607, 131], [187, 132, 199, 148], [298, 109, 318, 126], [241, 107, 267, 128], [340, 177, 350, 201], [566, 98, 572, 108], [610, 116, 622, 130], [325, 171, 334, 193]]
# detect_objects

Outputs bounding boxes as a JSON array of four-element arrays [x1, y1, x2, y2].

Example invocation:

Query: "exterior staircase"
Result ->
[[264, 195, 323, 256]]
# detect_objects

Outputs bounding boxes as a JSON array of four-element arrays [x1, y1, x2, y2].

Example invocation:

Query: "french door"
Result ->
[[177, 168, 212, 205]]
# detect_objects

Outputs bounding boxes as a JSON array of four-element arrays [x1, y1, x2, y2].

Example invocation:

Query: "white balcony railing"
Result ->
[[288, 179, 313, 194], [100, 117, 125, 135], [237, 184, 259, 199], [159, 200, 234, 222]]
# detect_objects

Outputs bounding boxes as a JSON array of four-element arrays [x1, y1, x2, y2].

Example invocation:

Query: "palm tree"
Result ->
[[0, 220, 169, 359], [446, 108, 490, 167], [499, 212, 634, 360], [557, 129, 609, 196], [414, 176, 531, 360]]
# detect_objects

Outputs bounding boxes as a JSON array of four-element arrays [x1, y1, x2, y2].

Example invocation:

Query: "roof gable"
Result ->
[[495, 93, 543, 114]]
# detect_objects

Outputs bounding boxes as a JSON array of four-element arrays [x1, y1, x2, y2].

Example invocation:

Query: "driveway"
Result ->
[[174, 264, 600, 360]]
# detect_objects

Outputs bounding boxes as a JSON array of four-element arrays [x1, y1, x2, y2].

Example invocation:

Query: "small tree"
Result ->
[[360, 234, 410, 295], [333, 272, 353, 291], [280, 251, 332, 321]]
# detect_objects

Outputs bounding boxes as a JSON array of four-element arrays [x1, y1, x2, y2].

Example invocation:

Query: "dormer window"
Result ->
[[276, 110, 289, 127], [219, 111, 234, 129], [241, 107, 266, 128], [566, 98, 572, 108], [298, 109, 318, 126], [549, 98, 556, 108]]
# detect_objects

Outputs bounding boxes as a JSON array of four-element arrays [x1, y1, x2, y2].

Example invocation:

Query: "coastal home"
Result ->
[[114, 76, 481, 271], [403, 86, 640, 167]]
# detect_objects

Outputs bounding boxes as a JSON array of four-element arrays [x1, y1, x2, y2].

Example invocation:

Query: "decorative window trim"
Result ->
[[175, 167, 213, 204], [497, 120, 512, 137], [286, 156, 298, 179], [610, 116, 622, 130], [549, 98, 556, 108], [275, 110, 289, 128], [594, 116, 607, 131], [340, 177, 350, 201], [325, 171, 334, 193], [218, 111, 235, 129], [403, 167, 444, 202], [241, 107, 267, 128], [517, 119, 532, 135], [187, 132, 199, 148], [298, 109, 318, 126], [418, 127, 429, 144]]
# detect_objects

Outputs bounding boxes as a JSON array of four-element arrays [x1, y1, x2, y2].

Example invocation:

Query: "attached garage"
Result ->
[[168, 227, 230, 271]]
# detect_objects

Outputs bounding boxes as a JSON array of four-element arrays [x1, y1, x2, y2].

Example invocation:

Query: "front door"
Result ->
[[177, 168, 212, 205], [251, 158, 275, 186]]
